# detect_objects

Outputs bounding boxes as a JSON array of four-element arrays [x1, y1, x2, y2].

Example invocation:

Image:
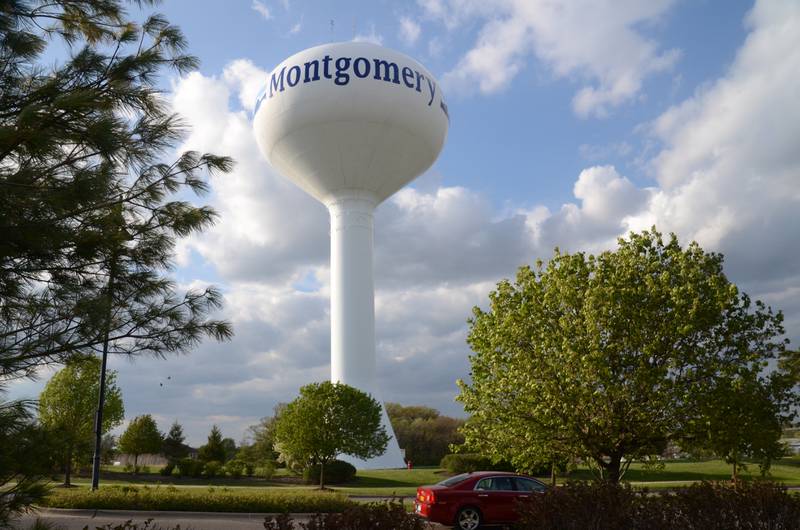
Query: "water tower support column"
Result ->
[[326, 190, 405, 468]]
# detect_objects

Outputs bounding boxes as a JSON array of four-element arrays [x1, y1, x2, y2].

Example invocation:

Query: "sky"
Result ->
[[9, 0, 800, 447]]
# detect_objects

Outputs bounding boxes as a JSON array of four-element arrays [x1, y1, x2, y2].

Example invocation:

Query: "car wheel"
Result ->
[[455, 506, 482, 530]]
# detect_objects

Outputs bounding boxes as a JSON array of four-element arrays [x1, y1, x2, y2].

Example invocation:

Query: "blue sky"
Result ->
[[10, 0, 800, 447]]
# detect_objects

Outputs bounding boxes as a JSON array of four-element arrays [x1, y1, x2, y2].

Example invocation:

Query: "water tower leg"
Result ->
[[327, 192, 405, 469]]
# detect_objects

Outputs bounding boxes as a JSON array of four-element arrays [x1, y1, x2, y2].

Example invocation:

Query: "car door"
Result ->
[[474, 476, 518, 523], [512, 477, 548, 517]]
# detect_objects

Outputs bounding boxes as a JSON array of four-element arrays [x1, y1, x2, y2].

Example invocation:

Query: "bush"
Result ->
[[515, 480, 800, 529], [202, 460, 223, 478], [245, 462, 255, 477], [439, 453, 514, 474], [224, 460, 245, 478], [263, 500, 432, 530], [303, 460, 356, 485], [175, 458, 202, 478], [41, 486, 352, 513], [254, 462, 275, 479], [158, 463, 174, 476]]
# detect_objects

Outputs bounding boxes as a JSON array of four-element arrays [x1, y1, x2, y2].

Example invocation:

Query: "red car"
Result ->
[[414, 471, 547, 529]]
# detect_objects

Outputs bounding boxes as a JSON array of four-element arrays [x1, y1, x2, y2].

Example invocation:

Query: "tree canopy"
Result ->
[[458, 229, 794, 482], [39, 356, 124, 485], [119, 414, 162, 471], [274, 382, 389, 488]]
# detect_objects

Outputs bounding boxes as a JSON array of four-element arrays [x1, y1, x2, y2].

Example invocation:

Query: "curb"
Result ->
[[33, 508, 315, 519]]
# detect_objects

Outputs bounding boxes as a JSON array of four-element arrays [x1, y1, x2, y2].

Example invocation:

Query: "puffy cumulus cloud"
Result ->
[[423, 0, 680, 117], [399, 16, 422, 46], [628, 0, 800, 292]]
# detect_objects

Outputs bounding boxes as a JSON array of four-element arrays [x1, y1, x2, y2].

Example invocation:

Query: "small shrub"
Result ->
[[439, 453, 514, 474], [158, 463, 174, 476], [225, 460, 245, 478], [515, 480, 800, 530], [175, 458, 202, 478], [41, 486, 352, 513], [303, 460, 356, 485], [254, 462, 275, 479], [202, 460, 223, 478], [263, 500, 432, 530], [245, 462, 255, 477]]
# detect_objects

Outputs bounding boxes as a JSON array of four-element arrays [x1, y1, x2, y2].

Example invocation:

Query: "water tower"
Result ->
[[253, 42, 448, 468]]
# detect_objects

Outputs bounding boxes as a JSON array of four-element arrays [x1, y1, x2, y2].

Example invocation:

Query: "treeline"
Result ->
[[385, 403, 464, 466]]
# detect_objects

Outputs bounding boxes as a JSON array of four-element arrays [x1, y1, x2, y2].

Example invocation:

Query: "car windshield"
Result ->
[[437, 473, 471, 487]]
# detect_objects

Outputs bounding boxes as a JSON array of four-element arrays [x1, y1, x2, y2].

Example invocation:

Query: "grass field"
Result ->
[[53, 457, 800, 498]]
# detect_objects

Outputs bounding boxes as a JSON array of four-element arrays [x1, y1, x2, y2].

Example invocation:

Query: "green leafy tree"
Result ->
[[458, 229, 793, 483], [118, 415, 162, 473], [222, 437, 237, 462], [0, 0, 232, 516], [689, 373, 788, 479], [386, 403, 464, 466], [274, 382, 389, 489], [100, 434, 118, 465], [39, 356, 124, 485], [238, 405, 285, 471], [161, 421, 189, 464], [198, 425, 227, 463]]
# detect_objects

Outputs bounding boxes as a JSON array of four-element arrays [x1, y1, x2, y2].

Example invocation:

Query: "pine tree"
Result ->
[[0, 0, 233, 520], [199, 425, 227, 463], [162, 421, 188, 463]]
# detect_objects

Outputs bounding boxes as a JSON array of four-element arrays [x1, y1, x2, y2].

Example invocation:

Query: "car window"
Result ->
[[475, 477, 515, 491], [437, 473, 471, 487], [514, 478, 547, 492]]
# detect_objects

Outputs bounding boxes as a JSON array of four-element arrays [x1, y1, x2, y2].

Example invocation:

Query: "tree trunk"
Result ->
[[64, 446, 72, 487], [133, 453, 139, 475], [732, 460, 738, 481], [606, 456, 622, 484], [550, 461, 557, 487], [319, 462, 325, 490]]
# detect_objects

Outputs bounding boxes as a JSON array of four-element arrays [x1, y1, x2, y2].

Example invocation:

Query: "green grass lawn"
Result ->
[[56, 458, 800, 499]]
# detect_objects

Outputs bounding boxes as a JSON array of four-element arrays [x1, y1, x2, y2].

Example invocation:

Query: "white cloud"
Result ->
[[289, 20, 302, 35], [353, 25, 384, 45], [425, 0, 680, 117], [251, 0, 272, 21], [399, 16, 421, 46]]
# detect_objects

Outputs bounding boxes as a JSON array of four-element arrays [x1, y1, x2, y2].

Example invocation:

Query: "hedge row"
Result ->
[[40, 486, 352, 513], [264, 501, 432, 530], [517, 480, 800, 530]]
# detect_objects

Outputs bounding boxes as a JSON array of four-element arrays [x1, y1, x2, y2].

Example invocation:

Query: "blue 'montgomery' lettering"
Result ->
[[269, 66, 286, 96], [373, 59, 399, 84], [260, 54, 448, 121], [353, 57, 370, 78], [426, 77, 436, 106], [304, 60, 320, 82], [401, 66, 414, 88], [335, 57, 351, 86], [286, 65, 301, 87]]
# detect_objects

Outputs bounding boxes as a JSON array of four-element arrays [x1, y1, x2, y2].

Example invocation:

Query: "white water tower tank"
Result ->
[[253, 41, 449, 468]]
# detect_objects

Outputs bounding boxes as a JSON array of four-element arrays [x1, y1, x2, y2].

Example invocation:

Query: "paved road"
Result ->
[[12, 509, 450, 530]]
